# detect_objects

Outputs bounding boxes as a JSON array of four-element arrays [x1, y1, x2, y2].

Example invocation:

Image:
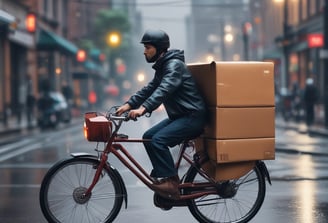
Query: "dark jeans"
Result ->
[[143, 112, 206, 178]]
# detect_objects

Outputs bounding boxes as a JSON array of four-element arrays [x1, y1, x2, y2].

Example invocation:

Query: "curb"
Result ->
[[275, 146, 328, 156], [0, 127, 22, 136]]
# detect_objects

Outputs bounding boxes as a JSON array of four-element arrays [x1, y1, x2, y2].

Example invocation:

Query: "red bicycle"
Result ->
[[39, 107, 272, 223]]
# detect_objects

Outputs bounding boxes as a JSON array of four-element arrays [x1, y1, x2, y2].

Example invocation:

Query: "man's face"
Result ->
[[143, 44, 157, 63]]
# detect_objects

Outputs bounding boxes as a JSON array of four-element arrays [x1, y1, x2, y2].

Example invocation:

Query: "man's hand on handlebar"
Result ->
[[116, 103, 131, 116], [128, 106, 146, 120], [115, 104, 146, 120]]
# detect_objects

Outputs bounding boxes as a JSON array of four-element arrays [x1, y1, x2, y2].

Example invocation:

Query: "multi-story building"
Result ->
[[187, 0, 250, 62], [272, 0, 325, 123], [0, 0, 84, 126], [0, 0, 38, 126]]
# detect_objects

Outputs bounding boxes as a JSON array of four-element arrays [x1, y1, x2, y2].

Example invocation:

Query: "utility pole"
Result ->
[[281, 0, 289, 91], [242, 22, 249, 61], [323, 0, 328, 127]]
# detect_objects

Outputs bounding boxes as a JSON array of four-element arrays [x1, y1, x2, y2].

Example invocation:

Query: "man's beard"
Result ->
[[145, 51, 162, 63]]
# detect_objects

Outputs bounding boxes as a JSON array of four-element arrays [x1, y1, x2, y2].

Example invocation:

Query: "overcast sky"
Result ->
[[136, 0, 191, 50]]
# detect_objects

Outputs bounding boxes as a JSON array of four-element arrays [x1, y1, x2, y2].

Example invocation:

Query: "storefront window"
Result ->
[[289, 53, 299, 87]]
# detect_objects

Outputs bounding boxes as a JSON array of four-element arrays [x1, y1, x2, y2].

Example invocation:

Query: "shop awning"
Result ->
[[73, 60, 106, 79], [262, 47, 282, 60], [0, 9, 15, 25], [37, 29, 78, 55], [289, 41, 308, 53], [84, 60, 106, 79]]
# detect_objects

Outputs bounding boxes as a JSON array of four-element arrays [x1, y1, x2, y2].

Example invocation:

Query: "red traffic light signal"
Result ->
[[99, 53, 106, 61], [26, 13, 36, 32], [76, 50, 87, 62]]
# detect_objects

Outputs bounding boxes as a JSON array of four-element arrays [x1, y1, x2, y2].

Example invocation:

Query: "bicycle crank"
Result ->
[[153, 193, 187, 210]]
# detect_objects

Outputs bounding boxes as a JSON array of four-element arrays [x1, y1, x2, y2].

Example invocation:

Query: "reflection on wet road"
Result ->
[[1, 119, 328, 222]]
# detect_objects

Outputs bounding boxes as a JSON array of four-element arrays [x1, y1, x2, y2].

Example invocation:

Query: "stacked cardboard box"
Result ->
[[188, 61, 275, 180]]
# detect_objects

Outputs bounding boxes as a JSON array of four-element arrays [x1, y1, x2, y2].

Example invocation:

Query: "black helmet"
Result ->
[[140, 29, 170, 51]]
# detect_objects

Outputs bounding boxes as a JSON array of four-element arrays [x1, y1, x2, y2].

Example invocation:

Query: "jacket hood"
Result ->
[[152, 49, 185, 70]]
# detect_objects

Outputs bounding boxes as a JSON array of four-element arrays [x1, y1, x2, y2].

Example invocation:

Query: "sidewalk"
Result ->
[[275, 116, 328, 137], [275, 116, 328, 156], [0, 118, 32, 136], [0, 115, 82, 138]]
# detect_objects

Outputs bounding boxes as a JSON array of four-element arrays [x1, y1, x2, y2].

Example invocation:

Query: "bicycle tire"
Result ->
[[185, 164, 266, 223], [39, 157, 124, 223]]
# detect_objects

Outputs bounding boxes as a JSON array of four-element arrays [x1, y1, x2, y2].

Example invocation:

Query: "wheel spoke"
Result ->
[[186, 165, 266, 223], [39, 158, 123, 223]]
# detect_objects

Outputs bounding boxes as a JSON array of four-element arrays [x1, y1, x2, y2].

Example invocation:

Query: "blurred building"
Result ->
[[0, 0, 39, 126], [187, 0, 249, 62], [246, 0, 327, 124], [66, 0, 111, 110], [0, 0, 145, 127], [187, 0, 326, 124], [0, 0, 115, 126]]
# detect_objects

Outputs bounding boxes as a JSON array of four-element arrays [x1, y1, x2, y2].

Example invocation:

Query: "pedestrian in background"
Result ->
[[26, 93, 35, 128], [26, 75, 35, 128], [303, 78, 318, 126]]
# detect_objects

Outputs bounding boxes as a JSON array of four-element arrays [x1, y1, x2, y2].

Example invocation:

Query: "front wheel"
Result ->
[[185, 164, 266, 223], [39, 157, 124, 223]]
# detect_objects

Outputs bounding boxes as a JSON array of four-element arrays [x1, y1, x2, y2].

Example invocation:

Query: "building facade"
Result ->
[[273, 0, 326, 123], [0, 0, 89, 126]]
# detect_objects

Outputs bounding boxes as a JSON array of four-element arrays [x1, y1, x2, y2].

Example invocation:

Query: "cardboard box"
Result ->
[[201, 160, 256, 181], [188, 61, 275, 107], [205, 107, 275, 139], [204, 137, 275, 163]]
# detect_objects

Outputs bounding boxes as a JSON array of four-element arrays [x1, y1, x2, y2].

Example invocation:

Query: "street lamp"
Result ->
[[224, 33, 234, 43], [107, 31, 121, 48], [137, 72, 145, 83]]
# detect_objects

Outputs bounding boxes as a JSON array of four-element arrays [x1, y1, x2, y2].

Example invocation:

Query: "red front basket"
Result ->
[[84, 112, 112, 142]]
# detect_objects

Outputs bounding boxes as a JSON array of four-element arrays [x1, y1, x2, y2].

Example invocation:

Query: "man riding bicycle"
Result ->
[[116, 29, 207, 200]]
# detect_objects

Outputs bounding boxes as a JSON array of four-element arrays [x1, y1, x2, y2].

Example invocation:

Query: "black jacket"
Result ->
[[127, 49, 206, 119]]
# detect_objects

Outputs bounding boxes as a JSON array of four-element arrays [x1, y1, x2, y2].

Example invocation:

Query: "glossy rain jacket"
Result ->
[[127, 49, 206, 119]]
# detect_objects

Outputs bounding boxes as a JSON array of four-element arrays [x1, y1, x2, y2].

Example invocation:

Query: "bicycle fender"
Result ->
[[256, 161, 272, 185], [70, 153, 128, 208]]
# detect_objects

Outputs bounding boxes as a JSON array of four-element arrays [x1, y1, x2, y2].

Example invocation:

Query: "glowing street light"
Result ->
[[224, 33, 234, 43], [107, 31, 121, 48], [137, 72, 145, 82]]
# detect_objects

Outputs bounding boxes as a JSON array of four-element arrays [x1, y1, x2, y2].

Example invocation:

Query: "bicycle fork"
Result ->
[[70, 152, 128, 208], [84, 153, 108, 197]]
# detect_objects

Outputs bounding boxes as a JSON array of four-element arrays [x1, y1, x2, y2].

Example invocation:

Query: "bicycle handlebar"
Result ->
[[108, 113, 129, 121]]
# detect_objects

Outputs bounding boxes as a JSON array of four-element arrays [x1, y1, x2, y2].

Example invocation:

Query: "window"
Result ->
[[288, 0, 300, 26], [53, 0, 58, 19], [43, 0, 48, 14], [301, 0, 308, 21]]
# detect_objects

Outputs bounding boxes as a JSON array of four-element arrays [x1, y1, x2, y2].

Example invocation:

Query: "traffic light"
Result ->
[[26, 13, 36, 32], [98, 53, 106, 62], [76, 49, 87, 62]]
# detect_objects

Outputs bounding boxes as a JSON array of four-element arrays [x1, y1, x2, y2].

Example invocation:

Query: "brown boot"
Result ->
[[151, 175, 180, 200]]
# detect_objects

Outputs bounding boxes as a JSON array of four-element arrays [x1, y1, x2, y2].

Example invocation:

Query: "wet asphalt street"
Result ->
[[1, 114, 328, 223]]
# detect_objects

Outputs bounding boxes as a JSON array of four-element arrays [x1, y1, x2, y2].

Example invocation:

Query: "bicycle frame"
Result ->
[[84, 115, 218, 201]]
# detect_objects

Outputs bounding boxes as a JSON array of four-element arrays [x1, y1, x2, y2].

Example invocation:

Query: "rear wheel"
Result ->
[[185, 165, 266, 223], [39, 157, 123, 223]]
